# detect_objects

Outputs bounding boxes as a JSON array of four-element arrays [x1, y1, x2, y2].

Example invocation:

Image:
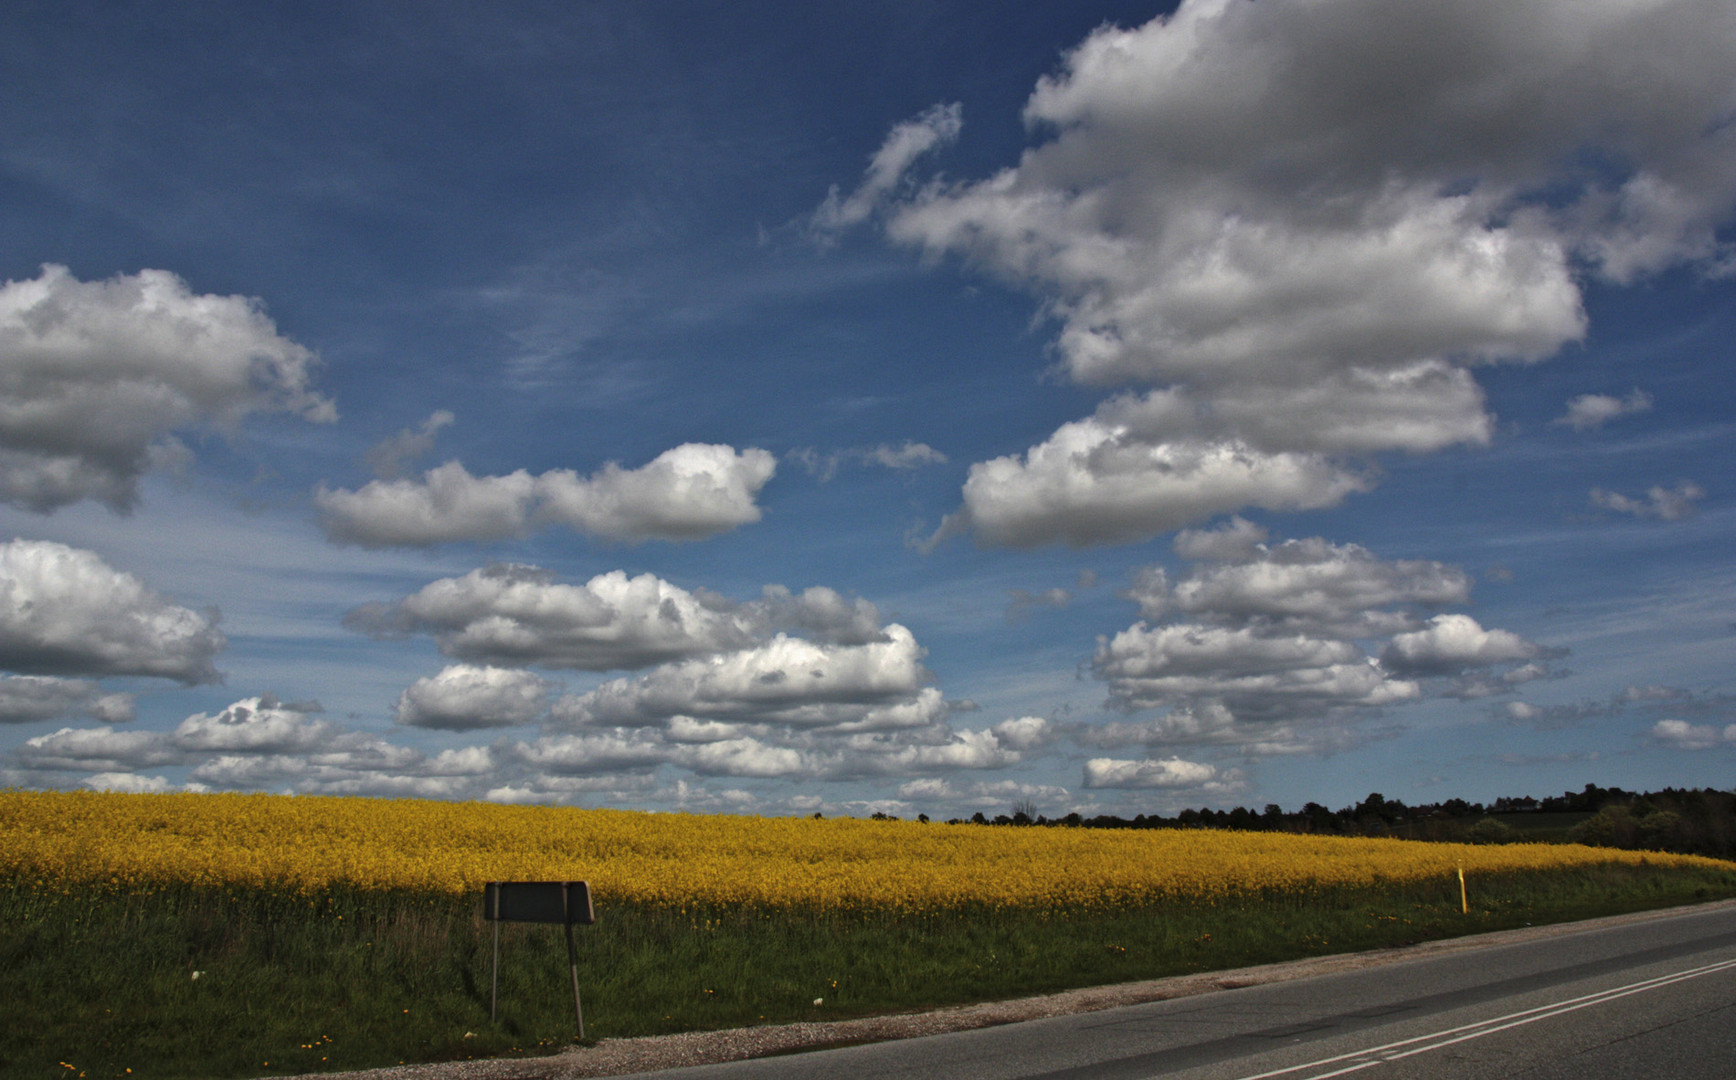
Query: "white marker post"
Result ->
[[484, 881, 596, 1040]]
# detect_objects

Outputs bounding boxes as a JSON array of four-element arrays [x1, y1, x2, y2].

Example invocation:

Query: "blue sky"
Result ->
[[2, 0, 1732, 819]]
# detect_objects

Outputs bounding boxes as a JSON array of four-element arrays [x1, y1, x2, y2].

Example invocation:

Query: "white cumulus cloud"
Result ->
[[990, 715, 1052, 751], [0, 539, 223, 683], [0, 675, 134, 725], [317, 443, 775, 547], [535, 443, 777, 541], [17, 725, 180, 772], [315, 461, 537, 547], [345, 565, 886, 672], [870, 0, 1735, 545], [1080, 523, 1553, 755], [83, 772, 196, 794], [1160, 526, 1470, 636], [395, 664, 553, 730], [948, 407, 1367, 548], [0, 265, 334, 512], [1651, 719, 1736, 751], [1380, 614, 1555, 677], [556, 626, 931, 730], [1096, 623, 1418, 720], [1082, 757, 1219, 789], [173, 696, 332, 753]]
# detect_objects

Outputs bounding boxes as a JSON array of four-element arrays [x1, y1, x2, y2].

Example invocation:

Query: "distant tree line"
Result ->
[[872, 784, 1736, 860]]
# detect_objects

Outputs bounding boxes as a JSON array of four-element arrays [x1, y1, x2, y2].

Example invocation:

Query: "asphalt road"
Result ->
[[616, 904, 1736, 1079]]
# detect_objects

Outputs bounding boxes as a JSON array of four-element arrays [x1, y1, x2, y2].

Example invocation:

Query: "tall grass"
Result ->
[[5, 859, 1734, 1080]]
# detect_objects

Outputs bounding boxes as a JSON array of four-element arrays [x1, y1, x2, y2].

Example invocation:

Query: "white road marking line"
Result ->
[[1223, 955, 1736, 1080]]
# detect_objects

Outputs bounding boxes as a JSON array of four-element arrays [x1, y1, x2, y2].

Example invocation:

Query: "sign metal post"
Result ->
[[484, 881, 596, 1040]]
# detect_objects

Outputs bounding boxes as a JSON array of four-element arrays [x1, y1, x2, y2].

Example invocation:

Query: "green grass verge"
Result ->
[[5, 861, 1734, 1080]]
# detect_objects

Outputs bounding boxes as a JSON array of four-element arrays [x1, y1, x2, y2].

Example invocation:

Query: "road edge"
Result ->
[[300, 896, 1736, 1080]]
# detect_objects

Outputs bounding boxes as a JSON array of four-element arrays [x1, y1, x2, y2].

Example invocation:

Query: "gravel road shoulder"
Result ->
[[296, 898, 1736, 1080]]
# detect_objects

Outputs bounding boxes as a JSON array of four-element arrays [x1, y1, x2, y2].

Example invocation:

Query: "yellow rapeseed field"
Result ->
[[2, 789, 1723, 911]]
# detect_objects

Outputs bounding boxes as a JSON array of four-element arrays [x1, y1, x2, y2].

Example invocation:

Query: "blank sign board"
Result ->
[[484, 881, 595, 925]]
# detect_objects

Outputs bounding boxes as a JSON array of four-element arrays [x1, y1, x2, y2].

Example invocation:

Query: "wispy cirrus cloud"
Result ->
[[788, 441, 947, 483], [1590, 481, 1705, 521], [1555, 389, 1653, 431], [363, 410, 455, 480], [810, 103, 962, 241]]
